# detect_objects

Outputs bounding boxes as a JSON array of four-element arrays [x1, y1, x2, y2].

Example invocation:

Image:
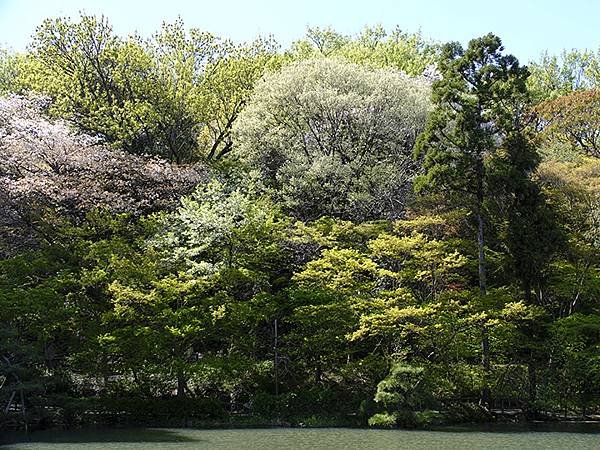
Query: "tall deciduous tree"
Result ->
[[528, 49, 600, 101], [22, 15, 277, 162], [535, 89, 600, 157], [235, 57, 431, 221], [291, 26, 439, 77]]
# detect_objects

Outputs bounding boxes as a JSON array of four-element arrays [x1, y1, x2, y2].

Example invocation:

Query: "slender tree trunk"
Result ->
[[274, 318, 279, 398], [4, 391, 16, 413], [177, 371, 187, 398], [19, 388, 27, 432], [481, 329, 491, 407], [477, 211, 491, 408], [528, 362, 537, 416], [477, 212, 487, 296]]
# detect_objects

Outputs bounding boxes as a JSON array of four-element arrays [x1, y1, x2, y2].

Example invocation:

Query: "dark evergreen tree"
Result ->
[[414, 33, 534, 407]]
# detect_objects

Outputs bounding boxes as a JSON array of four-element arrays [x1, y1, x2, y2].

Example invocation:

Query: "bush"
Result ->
[[444, 402, 492, 423], [250, 392, 285, 419], [55, 396, 228, 426], [369, 410, 446, 428], [368, 412, 397, 428]]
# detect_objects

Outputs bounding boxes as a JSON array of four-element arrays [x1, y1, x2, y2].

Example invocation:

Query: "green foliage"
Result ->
[[547, 314, 600, 411], [374, 363, 430, 410], [535, 89, 600, 157], [16, 15, 277, 162], [0, 48, 22, 93], [413, 34, 563, 409], [234, 57, 431, 221], [1, 20, 599, 430], [291, 25, 440, 76], [368, 412, 397, 428], [414, 33, 530, 212], [528, 49, 600, 101], [537, 157, 600, 317]]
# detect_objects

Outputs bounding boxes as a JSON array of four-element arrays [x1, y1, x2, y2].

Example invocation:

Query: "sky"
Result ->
[[0, 0, 598, 63]]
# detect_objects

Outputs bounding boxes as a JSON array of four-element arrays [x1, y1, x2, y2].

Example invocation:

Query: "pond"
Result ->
[[2, 424, 600, 450]]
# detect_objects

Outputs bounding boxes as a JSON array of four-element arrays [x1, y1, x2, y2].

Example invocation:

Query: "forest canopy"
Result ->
[[0, 15, 599, 430]]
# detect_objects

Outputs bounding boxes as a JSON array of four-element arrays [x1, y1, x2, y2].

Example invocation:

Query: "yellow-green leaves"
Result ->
[[293, 248, 379, 294], [290, 25, 439, 77]]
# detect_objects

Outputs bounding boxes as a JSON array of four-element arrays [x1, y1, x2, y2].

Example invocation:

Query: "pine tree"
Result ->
[[414, 33, 531, 407]]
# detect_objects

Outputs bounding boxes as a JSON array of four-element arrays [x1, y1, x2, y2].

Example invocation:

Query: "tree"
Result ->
[[0, 94, 205, 256], [414, 33, 531, 406], [148, 20, 279, 162], [368, 222, 467, 301], [22, 15, 277, 162], [537, 156, 600, 317], [0, 246, 77, 426], [528, 49, 599, 101], [290, 26, 440, 77], [535, 89, 600, 157], [97, 180, 292, 400], [0, 48, 21, 94], [27, 15, 161, 156], [548, 314, 600, 415], [486, 126, 563, 410], [234, 57, 431, 221]]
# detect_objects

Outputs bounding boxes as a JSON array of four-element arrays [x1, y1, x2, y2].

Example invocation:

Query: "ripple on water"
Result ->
[[2, 426, 600, 450]]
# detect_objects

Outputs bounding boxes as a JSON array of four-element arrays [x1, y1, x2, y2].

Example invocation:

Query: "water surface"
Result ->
[[2, 425, 599, 450]]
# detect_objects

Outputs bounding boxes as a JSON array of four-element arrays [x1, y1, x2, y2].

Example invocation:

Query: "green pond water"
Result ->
[[1, 424, 599, 450]]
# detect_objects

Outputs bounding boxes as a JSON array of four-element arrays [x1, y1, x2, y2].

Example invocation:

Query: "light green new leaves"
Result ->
[[157, 179, 288, 276], [290, 25, 440, 77]]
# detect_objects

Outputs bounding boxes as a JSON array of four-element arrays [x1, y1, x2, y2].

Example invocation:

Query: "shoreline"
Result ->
[[2, 414, 600, 433]]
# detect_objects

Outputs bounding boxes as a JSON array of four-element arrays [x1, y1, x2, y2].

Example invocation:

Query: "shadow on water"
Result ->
[[0, 427, 200, 447]]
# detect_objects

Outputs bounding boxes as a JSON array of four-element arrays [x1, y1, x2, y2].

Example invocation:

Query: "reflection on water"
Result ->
[[2, 424, 600, 450]]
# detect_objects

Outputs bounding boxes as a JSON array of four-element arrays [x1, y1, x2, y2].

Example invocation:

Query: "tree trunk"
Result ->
[[19, 388, 28, 432], [481, 329, 491, 407], [477, 212, 491, 408], [177, 371, 187, 398], [528, 362, 537, 416], [4, 390, 16, 413], [274, 318, 279, 397], [476, 212, 487, 295]]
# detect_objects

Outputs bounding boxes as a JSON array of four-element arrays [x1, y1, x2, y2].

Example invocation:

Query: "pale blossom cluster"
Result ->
[[234, 58, 432, 221], [0, 94, 206, 254]]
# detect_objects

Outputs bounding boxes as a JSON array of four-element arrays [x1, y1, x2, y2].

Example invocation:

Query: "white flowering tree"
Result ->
[[234, 58, 431, 221], [0, 94, 206, 255]]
